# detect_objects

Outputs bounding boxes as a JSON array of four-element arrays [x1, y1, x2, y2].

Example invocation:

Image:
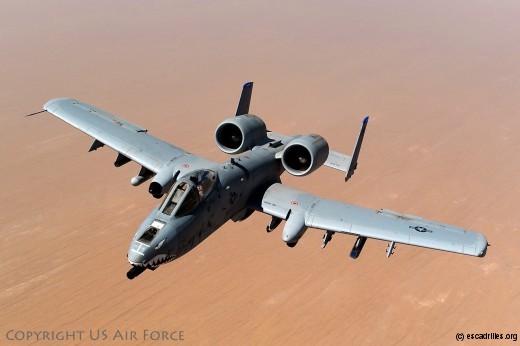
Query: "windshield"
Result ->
[[159, 170, 217, 217], [161, 181, 189, 216], [176, 187, 199, 217]]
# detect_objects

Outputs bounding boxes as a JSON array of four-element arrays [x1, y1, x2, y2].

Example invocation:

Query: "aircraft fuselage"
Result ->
[[127, 143, 287, 275]]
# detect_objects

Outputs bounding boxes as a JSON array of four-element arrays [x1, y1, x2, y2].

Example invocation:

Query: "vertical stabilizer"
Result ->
[[345, 116, 369, 182], [235, 82, 254, 116]]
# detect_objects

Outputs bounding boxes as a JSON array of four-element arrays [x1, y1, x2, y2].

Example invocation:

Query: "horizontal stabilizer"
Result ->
[[324, 151, 351, 172]]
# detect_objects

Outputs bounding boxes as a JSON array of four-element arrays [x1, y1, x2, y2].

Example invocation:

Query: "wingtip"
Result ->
[[476, 233, 488, 257], [362, 116, 369, 124], [243, 81, 253, 88]]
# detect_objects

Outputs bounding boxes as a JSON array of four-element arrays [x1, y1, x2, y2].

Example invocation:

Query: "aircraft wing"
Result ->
[[43, 98, 215, 174], [258, 183, 488, 257]]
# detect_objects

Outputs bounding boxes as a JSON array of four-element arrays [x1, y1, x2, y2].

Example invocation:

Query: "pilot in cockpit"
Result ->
[[159, 170, 217, 217]]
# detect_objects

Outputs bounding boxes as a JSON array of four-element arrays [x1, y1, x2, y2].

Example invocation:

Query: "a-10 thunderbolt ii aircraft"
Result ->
[[36, 82, 487, 279]]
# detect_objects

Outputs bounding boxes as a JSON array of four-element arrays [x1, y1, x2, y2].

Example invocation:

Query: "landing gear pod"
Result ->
[[282, 213, 308, 244], [149, 167, 179, 196], [130, 167, 154, 186]]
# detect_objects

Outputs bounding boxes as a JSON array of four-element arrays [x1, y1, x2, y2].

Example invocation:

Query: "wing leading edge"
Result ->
[[43, 98, 215, 174], [259, 183, 488, 257]]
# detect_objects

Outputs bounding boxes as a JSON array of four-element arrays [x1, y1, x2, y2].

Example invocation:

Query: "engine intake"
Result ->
[[281, 135, 329, 176], [215, 115, 267, 154]]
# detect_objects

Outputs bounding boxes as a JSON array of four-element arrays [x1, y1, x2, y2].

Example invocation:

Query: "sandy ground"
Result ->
[[1, 1, 519, 345]]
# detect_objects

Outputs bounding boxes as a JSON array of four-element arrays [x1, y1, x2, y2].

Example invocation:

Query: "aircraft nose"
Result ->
[[127, 242, 146, 266]]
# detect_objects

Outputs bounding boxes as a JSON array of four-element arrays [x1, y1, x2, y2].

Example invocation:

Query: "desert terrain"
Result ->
[[1, 1, 519, 344]]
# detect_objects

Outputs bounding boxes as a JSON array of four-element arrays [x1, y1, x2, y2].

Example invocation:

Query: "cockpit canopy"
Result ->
[[159, 169, 217, 217]]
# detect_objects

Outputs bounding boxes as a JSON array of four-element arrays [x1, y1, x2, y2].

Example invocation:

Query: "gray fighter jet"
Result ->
[[37, 82, 487, 279]]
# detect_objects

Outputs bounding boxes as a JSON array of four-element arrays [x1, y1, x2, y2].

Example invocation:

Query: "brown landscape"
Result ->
[[1, 1, 519, 345]]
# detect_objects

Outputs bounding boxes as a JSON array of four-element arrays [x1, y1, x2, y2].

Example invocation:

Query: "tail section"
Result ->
[[345, 116, 369, 182], [236, 82, 254, 116]]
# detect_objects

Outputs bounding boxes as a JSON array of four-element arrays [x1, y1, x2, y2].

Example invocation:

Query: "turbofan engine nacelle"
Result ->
[[215, 115, 268, 154], [281, 135, 329, 176], [149, 166, 178, 196]]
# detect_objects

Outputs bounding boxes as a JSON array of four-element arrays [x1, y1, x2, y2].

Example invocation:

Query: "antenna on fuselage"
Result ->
[[235, 82, 253, 116]]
